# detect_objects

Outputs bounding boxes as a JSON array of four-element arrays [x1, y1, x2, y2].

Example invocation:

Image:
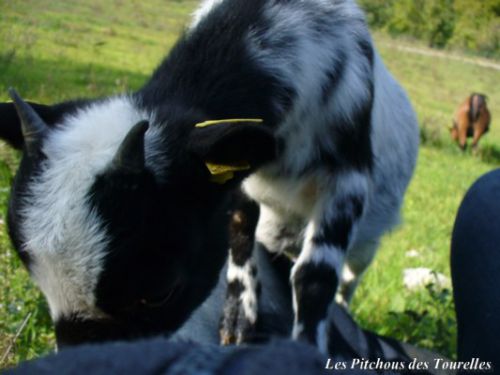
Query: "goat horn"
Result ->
[[8, 88, 48, 158], [112, 120, 149, 172]]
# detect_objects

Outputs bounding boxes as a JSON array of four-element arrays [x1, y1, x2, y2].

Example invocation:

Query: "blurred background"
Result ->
[[0, 0, 498, 368]]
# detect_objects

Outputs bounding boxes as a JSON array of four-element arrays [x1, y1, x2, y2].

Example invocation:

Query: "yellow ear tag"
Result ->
[[205, 161, 251, 184], [194, 118, 263, 184], [194, 118, 263, 128]]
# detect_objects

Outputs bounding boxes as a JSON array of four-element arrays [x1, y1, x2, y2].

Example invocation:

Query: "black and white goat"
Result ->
[[0, 0, 418, 350], [1, 90, 276, 346], [191, 0, 419, 349]]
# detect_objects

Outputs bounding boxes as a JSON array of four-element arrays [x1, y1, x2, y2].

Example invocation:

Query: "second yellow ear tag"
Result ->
[[205, 161, 251, 184], [194, 118, 262, 184]]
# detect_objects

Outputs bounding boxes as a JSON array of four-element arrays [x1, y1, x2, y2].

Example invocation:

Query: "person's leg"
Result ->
[[451, 169, 500, 369], [10, 245, 446, 375]]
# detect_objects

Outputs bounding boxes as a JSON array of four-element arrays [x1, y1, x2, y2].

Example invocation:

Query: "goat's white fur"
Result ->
[[226, 254, 259, 323], [20, 97, 157, 320]]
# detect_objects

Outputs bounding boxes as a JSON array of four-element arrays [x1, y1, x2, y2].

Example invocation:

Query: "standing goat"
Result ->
[[0, 0, 418, 351], [202, 0, 419, 349], [451, 93, 491, 151]]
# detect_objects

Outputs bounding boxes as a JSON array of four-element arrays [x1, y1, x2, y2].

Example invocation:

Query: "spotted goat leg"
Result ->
[[220, 192, 260, 345], [290, 171, 368, 352]]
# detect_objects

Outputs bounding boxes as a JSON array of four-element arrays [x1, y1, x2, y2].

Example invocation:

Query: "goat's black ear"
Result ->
[[0, 94, 88, 150], [111, 120, 149, 173], [188, 121, 277, 168], [8, 89, 50, 158], [0, 101, 27, 149]]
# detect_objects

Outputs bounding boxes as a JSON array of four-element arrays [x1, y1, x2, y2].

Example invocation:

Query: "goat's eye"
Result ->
[[137, 288, 177, 308]]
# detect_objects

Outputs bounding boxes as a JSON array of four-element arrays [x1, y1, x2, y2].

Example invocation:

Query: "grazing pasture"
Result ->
[[0, 0, 498, 368]]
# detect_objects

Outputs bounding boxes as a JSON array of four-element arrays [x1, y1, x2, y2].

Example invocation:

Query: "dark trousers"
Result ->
[[452, 168, 500, 369]]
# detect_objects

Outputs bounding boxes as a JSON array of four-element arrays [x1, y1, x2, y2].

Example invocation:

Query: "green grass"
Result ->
[[352, 147, 494, 358], [0, 0, 498, 369], [0, 0, 197, 102], [373, 32, 500, 161]]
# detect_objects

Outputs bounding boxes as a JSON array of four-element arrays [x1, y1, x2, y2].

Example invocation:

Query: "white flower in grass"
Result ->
[[403, 267, 450, 291], [406, 249, 420, 258]]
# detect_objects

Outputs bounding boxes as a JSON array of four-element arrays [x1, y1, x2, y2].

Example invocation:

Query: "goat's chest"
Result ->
[[243, 170, 320, 219]]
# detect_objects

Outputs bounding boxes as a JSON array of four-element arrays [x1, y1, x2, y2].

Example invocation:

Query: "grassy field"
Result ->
[[352, 33, 500, 358], [0, 0, 499, 369]]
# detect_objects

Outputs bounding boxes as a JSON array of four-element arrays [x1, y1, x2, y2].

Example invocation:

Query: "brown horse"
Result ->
[[451, 93, 491, 151]]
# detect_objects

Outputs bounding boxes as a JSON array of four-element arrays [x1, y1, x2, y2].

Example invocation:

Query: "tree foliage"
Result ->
[[358, 0, 500, 57]]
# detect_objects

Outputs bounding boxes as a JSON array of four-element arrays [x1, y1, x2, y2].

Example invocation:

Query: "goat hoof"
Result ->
[[219, 329, 237, 346], [219, 321, 255, 345], [219, 306, 256, 345]]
